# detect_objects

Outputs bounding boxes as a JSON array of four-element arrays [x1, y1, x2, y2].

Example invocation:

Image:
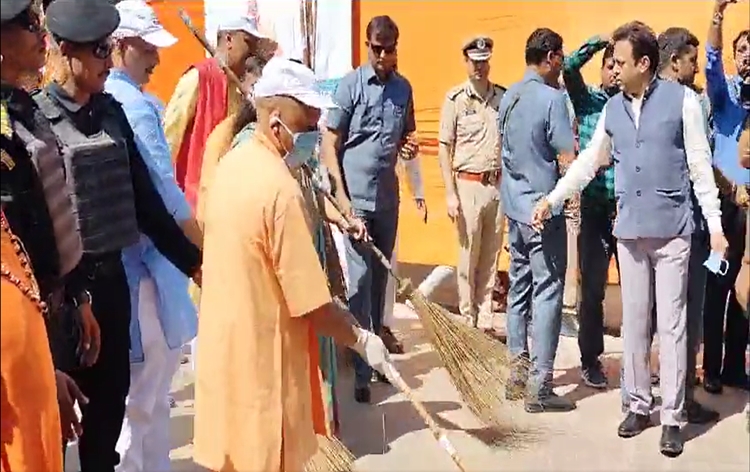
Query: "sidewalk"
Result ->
[[66, 304, 749, 472]]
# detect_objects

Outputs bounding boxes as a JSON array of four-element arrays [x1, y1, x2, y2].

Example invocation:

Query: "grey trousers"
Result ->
[[618, 232, 708, 407], [619, 236, 690, 426]]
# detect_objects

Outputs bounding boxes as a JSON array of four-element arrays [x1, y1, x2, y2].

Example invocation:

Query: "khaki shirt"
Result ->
[[439, 81, 505, 173]]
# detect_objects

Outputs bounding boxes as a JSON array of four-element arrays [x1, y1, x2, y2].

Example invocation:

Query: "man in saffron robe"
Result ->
[[164, 15, 274, 212], [194, 57, 390, 472]]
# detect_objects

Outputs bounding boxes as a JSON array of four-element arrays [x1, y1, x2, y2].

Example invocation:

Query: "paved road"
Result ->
[[66, 305, 749, 472]]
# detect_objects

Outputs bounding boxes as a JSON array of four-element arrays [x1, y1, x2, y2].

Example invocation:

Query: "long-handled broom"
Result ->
[[303, 166, 527, 432]]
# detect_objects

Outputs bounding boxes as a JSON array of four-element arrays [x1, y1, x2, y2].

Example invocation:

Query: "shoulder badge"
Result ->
[[1, 149, 15, 171], [1, 102, 11, 139], [446, 85, 464, 101]]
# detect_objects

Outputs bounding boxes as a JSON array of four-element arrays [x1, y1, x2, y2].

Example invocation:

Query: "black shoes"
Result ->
[[704, 372, 750, 394], [354, 386, 371, 404], [617, 412, 652, 438], [524, 391, 577, 413], [722, 373, 750, 391], [684, 399, 720, 424], [581, 362, 608, 389], [703, 376, 723, 394], [659, 425, 684, 458], [372, 371, 391, 385], [354, 371, 393, 404], [618, 413, 684, 457]]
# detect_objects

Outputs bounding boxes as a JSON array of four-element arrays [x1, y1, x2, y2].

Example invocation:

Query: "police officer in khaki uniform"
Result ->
[[438, 36, 506, 327]]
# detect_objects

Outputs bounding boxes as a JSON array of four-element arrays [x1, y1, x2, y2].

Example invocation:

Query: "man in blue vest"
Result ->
[[499, 27, 577, 413], [533, 21, 727, 457]]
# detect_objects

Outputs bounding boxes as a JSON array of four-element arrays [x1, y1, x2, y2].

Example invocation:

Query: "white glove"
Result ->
[[352, 327, 392, 376]]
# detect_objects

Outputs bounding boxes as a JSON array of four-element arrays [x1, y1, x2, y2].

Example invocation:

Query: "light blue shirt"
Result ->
[[705, 44, 749, 186], [498, 70, 575, 224], [326, 63, 415, 212], [105, 69, 197, 363]]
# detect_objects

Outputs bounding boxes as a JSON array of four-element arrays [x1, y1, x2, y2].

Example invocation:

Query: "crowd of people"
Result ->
[[0, 0, 748, 471]]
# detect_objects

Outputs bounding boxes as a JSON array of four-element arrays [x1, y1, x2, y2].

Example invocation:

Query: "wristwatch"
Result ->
[[75, 290, 92, 307], [712, 12, 724, 26]]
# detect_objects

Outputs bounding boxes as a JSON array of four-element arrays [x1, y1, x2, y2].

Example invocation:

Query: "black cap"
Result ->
[[46, 0, 120, 43], [0, 0, 32, 24]]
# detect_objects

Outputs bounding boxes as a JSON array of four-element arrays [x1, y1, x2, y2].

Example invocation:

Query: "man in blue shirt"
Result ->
[[321, 15, 416, 404], [499, 28, 577, 413], [702, 0, 750, 395], [104, 2, 201, 470]]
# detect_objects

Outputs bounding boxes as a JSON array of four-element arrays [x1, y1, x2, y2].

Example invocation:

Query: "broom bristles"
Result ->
[[403, 280, 531, 431], [303, 435, 356, 472]]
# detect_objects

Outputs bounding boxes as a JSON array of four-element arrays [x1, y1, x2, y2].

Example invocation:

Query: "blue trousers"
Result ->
[[345, 208, 399, 388], [506, 216, 567, 395]]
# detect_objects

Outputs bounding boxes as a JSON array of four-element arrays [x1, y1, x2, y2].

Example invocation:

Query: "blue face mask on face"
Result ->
[[273, 118, 319, 169], [703, 251, 729, 276]]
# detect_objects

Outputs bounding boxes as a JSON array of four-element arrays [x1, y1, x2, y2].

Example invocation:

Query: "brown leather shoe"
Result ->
[[380, 326, 404, 354]]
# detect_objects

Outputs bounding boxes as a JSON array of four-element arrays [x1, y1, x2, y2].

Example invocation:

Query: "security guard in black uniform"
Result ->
[[40, 0, 202, 470], [1, 0, 93, 444]]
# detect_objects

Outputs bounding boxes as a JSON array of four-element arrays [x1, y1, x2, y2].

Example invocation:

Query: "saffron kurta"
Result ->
[[193, 134, 330, 472], [1, 215, 62, 472]]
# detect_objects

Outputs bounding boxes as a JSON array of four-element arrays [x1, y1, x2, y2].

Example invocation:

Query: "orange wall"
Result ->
[[145, 1, 206, 103], [355, 1, 748, 267], [143, 1, 748, 268]]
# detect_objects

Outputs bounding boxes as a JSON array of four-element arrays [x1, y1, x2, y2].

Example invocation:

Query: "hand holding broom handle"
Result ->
[[177, 8, 245, 95]]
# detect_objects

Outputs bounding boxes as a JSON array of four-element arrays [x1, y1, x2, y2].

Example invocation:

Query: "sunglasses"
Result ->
[[367, 42, 397, 56], [88, 40, 113, 60], [8, 9, 43, 34]]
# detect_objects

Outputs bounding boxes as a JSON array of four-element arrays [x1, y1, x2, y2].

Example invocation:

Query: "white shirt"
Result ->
[[547, 86, 723, 235]]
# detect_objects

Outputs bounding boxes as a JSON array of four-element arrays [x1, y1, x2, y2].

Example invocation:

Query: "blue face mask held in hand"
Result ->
[[703, 251, 729, 276]]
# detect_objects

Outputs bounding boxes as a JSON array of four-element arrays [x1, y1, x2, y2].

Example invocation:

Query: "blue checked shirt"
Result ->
[[105, 69, 197, 363]]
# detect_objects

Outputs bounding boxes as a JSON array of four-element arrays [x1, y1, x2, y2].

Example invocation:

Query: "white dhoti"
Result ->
[[116, 278, 182, 472]]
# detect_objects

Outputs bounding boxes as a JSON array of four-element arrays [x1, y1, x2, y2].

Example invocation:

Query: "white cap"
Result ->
[[113, 0, 177, 48], [254, 57, 335, 110], [217, 15, 270, 40]]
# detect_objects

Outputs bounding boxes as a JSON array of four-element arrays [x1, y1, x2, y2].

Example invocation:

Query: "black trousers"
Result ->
[[703, 197, 749, 381], [64, 254, 131, 472]]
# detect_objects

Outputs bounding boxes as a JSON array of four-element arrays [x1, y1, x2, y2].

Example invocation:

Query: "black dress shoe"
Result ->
[[685, 399, 720, 424], [659, 425, 684, 457], [372, 371, 391, 385], [354, 386, 371, 404], [703, 376, 723, 394], [617, 412, 651, 438], [722, 373, 750, 391], [524, 392, 576, 413]]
